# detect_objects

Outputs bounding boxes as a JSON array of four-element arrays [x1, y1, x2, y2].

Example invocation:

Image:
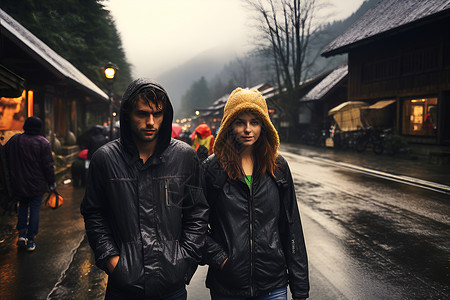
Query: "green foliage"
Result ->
[[1, 0, 132, 96], [210, 78, 236, 100], [177, 76, 238, 118], [179, 77, 211, 117]]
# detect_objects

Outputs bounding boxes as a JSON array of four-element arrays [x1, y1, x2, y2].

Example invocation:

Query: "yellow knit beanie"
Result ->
[[213, 87, 280, 153]]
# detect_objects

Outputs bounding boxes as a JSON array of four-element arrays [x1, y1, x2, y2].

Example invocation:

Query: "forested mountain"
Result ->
[[0, 0, 379, 118], [0, 0, 132, 96], [305, 0, 380, 78], [167, 0, 379, 118]]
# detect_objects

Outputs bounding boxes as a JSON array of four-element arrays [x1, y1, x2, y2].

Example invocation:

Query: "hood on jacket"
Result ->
[[119, 78, 173, 157], [213, 88, 279, 154]]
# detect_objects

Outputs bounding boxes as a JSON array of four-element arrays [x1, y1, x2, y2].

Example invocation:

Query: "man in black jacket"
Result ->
[[80, 78, 209, 300]]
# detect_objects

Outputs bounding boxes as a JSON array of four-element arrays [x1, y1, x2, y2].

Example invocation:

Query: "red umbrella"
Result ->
[[172, 123, 182, 139]]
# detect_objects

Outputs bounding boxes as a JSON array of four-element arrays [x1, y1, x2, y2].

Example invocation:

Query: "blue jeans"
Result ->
[[17, 195, 43, 241], [211, 287, 287, 300]]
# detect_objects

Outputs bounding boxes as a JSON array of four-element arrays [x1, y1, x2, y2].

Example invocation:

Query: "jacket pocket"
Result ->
[[109, 241, 144, 293], [161, 240, 189, 286], [164, 177, 184, 209], [216, 253, 245, 289]]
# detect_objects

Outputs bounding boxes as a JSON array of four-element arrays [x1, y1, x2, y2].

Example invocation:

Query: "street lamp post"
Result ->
[[104, 62, 119, 140]]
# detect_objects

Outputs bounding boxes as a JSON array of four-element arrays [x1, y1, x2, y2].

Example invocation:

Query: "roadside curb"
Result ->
[[280, 145, 450, 196], [320, 158, 450, 195]]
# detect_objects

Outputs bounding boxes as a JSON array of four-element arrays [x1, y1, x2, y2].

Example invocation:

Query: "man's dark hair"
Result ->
[[122, 88, 166, 119]]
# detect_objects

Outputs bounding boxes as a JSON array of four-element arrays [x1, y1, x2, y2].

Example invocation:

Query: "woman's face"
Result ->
[[231, 112, 262, 148]]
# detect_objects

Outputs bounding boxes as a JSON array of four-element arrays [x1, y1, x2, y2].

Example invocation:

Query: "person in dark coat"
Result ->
[[202, 88, 309, 300], [71, 149, 88, 187], [80, 78, 209, 300], [87, 126, 107, 160], [4, 116, 56, 252]]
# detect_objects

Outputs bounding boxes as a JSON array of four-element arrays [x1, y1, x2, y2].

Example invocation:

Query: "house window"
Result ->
[[402, 97, 437, 136]]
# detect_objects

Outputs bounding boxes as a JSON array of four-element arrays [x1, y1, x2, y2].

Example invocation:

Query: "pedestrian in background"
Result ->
[[202, 88, 309, 300], [4, 116, 56, 252], [87, 126, 107, 160], [81, 78, 209, 300], [191, 123, 215, 161], [70, 149, 88, 187]]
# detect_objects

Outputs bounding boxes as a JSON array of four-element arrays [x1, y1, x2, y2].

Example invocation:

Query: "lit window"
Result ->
[[402, 97, 437, 136]]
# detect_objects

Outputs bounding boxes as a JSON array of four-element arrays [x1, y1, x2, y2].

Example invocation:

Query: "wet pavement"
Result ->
[[281, 143, 450, 189], [0, 143, 448, 299], [0, 180, 106, 299], [280, 144, 449, 299]]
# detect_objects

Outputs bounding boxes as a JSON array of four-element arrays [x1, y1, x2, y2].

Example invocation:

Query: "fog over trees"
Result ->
[[176, 0, 378, 118], [1, 0, 379, 119]]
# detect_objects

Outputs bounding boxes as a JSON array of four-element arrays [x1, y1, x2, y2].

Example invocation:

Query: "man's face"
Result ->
[[129, 97, 164, 144]]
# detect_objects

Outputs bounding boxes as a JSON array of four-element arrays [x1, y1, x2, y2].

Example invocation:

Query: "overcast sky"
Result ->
[[104, 0, 365, 78]]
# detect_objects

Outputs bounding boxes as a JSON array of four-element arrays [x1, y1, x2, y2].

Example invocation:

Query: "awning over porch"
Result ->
[[328, 101, 369, 132], [361, 99, 396, 129], [365, 99, 396, 109], [328, 101, 368, 116]]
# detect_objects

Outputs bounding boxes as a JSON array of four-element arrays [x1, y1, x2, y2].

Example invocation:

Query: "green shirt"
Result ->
[[244, 174, 252, 188]]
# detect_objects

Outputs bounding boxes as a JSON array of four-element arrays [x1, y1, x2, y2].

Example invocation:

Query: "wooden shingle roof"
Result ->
[[300, 65, 348, 102], [0, 8, 108, 100], [322, 0, 450, 57]]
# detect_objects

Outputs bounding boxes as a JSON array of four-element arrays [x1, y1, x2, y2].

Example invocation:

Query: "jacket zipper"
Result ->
[[165, 179, 170, 206], [248, 179, 255, 296]]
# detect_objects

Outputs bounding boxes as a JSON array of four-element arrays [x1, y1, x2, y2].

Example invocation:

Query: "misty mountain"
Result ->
[[156, 0, 379, 117], [155, 45, 241, 115], [306, 0, 379, 77]]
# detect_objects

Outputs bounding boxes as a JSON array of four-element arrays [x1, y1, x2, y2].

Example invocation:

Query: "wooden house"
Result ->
[[0, 8, 109, 150], [190, 83, 277, 136], [322, 0, 450, 152], [299, 65, 348, 134]]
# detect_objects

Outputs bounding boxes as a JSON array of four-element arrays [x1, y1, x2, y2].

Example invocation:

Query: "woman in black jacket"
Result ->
[[202, 88, 309, 300]]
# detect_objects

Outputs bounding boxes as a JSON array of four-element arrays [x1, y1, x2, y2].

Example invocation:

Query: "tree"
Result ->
[[244, 0, 318, 94], [179, 77, 211, 117], [0, 0, 132, 95], [243, 0, 320, 141]]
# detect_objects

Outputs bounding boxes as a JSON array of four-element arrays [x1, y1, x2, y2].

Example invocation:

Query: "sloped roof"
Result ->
[[300, 65, 348, 102], [201, 83, 275, 115], [0, 8, 108, 100], [322, 0, 450, 57]]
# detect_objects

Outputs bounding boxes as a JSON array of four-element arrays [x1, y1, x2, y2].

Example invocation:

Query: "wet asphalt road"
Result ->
[[0, 144, 449, 299], [280, 148, 449, 299]]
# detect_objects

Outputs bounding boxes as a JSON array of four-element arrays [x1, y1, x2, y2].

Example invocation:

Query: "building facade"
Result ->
[[0, 8, 109, 150], [322, 0, 450, 151]]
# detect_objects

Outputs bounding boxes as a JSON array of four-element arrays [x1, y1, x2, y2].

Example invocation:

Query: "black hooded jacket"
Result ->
[[202, 155, 309, 298], [80, 78, 209, 299]]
